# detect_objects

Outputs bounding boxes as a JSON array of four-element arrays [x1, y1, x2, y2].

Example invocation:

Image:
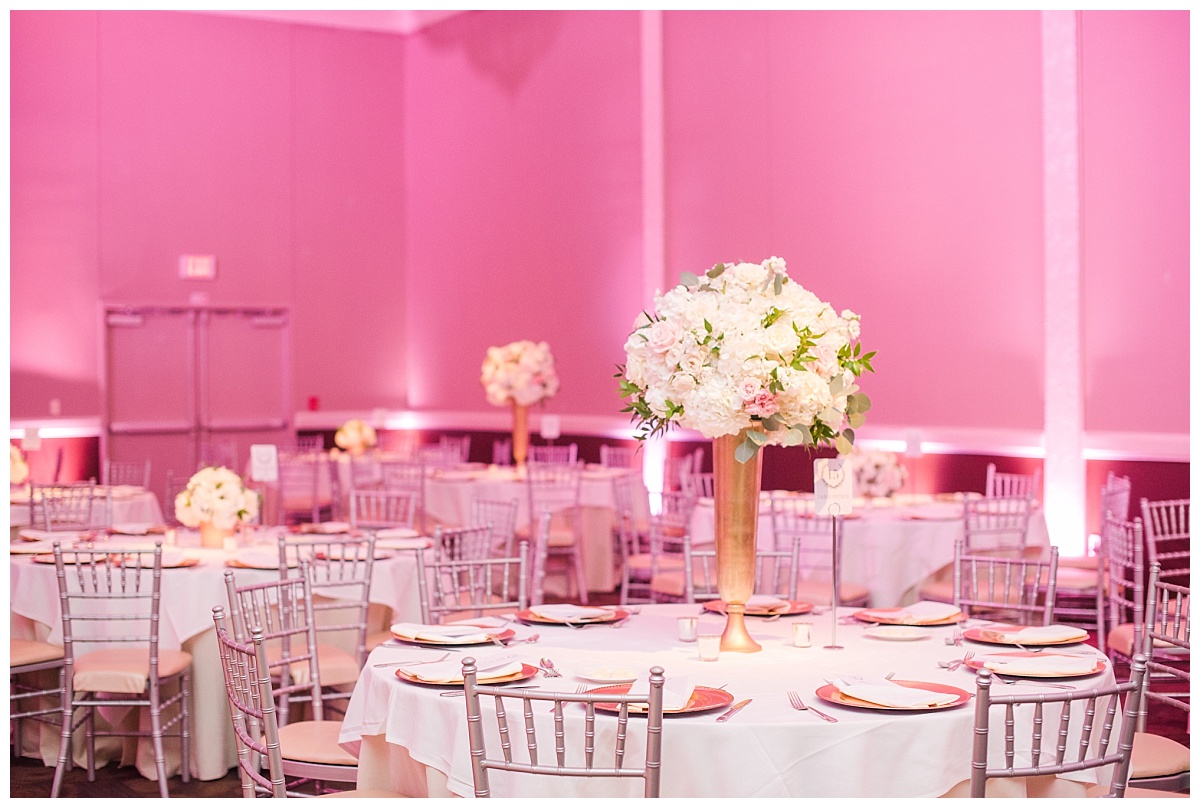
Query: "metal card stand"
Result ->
[[814, 457, 852, 651]]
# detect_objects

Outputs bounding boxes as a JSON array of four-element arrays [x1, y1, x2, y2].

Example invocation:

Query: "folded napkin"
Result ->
[[628, 673, 694, 711], [19, 529, 82, 542], [301, 521, 350, 534], [745, 595, 790, 611], [1000, 625, 1088, 644], [398, 652, 521, 684], [374, 536, 432, 551], [982, 655, 1097, 677], [529, 604, 611, 621], [831, 675, 959, 709], [124, 548, 190, 567], [391, 622, 491, 643], [233, 547, 295, 569], [864, 601, 962, 625], [448, 616, 510, 630]]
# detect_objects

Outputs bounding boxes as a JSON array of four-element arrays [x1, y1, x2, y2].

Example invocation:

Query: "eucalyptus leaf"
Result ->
[[707, 263, 727, 279], [746, 430, 768, 445], [829, 374, 844, 396], [835, 433, 853, 455], [735, 437, 760, 463], [854, 392, 872, 412], [847, 412, 866, 429], [773, 275, 783, 295], [787, 425, 812, 446], [760, 414, 783, 431], [680, 271, 699, 288]]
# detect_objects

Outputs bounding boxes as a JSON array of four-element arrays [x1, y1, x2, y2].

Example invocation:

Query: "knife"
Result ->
[[716, 698, 752, 722]]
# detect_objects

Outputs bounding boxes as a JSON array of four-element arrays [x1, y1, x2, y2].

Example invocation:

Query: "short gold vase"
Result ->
[[510, 401, 529, 468], [713, 428, 764, 653], [199, 521, 235, 549]]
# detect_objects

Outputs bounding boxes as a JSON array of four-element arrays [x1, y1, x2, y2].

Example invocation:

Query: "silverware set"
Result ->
[[938, 651, 975, 672], [493, 633, 540, 647], [538, 658, 562, 678], [374, 651, 452, 669]]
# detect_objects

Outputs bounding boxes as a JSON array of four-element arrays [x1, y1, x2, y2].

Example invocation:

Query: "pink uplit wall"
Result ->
[[1078, 11, 1190, 436], [11, 11, 407, 418], [9, 10, 1189, 459], [402, 10, 643, 413], [664, 11, 1047, 431]]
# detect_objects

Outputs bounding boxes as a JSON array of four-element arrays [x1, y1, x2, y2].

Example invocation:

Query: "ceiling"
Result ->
[[201, 9, 466, 36]]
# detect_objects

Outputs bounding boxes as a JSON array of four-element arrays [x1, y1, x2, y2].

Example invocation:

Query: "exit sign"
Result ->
[[179, 254, 216, 280]]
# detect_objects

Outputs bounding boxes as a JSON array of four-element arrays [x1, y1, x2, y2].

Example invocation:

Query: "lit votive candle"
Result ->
[[677, 617, 698, 642], [792, 622, 813, 648], [697, 634, 722, 662]]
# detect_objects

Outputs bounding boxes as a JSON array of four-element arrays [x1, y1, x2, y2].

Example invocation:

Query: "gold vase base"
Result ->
[[719, 606, 762, 653]]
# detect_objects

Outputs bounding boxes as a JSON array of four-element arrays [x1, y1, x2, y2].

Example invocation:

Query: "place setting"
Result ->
[[702, 594, 813, 619], [583, 672, 736, 718], [961, 623, 1090, 647], [389, 650, 539, 688], [815, 673, 972, 712], [514, 603, 632, 627], [389, 619, 518, 647]]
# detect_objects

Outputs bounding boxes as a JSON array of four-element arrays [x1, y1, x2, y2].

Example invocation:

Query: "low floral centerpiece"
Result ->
[[619, 256, 874, 651], [10, 445, 29, 488], [849, 447, 907, 498], [334, 418, 377, 455], [174, 466, 259, 547], [481, 340, 559, 466]]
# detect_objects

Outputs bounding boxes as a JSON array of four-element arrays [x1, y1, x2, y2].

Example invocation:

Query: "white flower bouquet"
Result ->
[[849, 447, 907, 497], [619, 256, 874, 461], [174, 466, 259, 530], [10, 445, 29, 487], [481, 340, 559, 407], [335, 418, 377, 454]]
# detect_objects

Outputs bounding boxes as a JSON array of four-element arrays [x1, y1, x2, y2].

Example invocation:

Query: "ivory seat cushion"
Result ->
[[1054, 566, 1100, 589], [11, 639, 64, 667], [271, 642, 361, 688], [73, 648, 192, 694], [1106, 624, 1188, 657], [275, 720, 358, 766], [1085, 784, 1190, 798], [625, 553, 684, 575], [315, 790, 406, 798], [1130, 732, 1191, 778]]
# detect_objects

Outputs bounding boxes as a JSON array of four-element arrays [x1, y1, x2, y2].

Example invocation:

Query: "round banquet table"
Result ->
[[689, 493, 1052, 608], [9, 485, 165, 534], [338, 603, 1116, 798], [9, 528, 430, 782]]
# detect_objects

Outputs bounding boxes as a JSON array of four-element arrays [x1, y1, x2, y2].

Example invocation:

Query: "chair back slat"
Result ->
[[418, 540, 529, 624], [970, 655, 1148, 797], [463, 659, 665, 797], [953, 539, 1058, 625]]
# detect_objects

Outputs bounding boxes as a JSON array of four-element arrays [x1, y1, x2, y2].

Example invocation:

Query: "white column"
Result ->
[[641, 10, 668, 500], [1041, 11, 1086, 554]]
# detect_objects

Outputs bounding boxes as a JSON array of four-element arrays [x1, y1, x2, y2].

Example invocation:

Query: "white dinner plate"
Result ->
[[863, 626, 932, 642]]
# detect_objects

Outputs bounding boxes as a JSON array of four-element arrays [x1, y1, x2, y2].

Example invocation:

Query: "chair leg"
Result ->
[[84, 700, 95, 782], [180, 672, 191, 784], [50, 689, 74, 797], [149, 689, 169, 799]]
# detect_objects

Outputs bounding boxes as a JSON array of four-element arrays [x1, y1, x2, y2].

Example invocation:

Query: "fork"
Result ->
[[989, 673, 1076, 690], [493, 633, 540, 647], [538, 658, 562, 678], [787, 690, 838, 723], [939, 651, 975, 672], [547, 684, 588, 712]]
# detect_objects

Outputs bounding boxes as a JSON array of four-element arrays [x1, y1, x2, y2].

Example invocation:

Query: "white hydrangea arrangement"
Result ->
[[619, 256, 874, 462], [481, 340, 560, 407], [10, 445, 29, 487], [174, 466, 259, 530], [335, 418, 377, 454], [849, 447, 907, 497]]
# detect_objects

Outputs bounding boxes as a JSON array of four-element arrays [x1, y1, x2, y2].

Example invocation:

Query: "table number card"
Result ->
[[249, 444, 279, 483], [814, 457, 853, 516]]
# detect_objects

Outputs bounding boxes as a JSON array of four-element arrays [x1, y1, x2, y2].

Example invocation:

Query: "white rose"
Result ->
[[732, 261, 768, 288]]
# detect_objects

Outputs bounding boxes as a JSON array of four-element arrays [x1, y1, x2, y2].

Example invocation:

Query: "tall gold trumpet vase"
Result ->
[[713, 429, 764, 653], [511, 401, 529, 468]]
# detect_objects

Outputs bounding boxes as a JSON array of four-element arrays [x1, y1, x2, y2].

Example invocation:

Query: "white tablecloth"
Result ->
[[424, 464, 630, 593], [338, 603, 1114, 798], [689, 494, 1051, 608], [9, 529, 428, 781], [9, 485, 165, 530]]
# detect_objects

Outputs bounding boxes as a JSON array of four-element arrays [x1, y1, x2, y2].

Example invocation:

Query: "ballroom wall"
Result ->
[[9, 10, 1189, 458]]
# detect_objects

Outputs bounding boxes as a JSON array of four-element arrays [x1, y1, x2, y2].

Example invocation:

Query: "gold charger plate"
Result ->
[[963, 626, 1088, 646], [515, 608, 628, 625], [965, 652, 1106, 679], [586, 684, 734, 716], [816, 680, 972, 711], [852, 608, 963, 626], [390, 627, 516, 647], [703, 599, 813, 617], [395, 662, 538, 687]]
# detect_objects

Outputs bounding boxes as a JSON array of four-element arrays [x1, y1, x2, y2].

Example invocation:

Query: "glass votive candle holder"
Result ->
[[792, 622, 813, 648], [677, 617, 698, 642], [697, 634, 722, 661], [164, 528, 177, 547]]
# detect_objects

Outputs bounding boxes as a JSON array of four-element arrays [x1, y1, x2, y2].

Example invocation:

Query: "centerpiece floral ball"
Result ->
[[335, 418, 378, 454], [481, 340, 559, 407], [174, 466, 258, 530], [619, 256, 874, 461]]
